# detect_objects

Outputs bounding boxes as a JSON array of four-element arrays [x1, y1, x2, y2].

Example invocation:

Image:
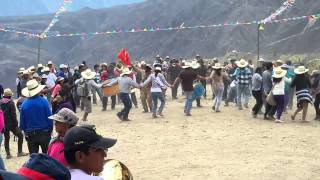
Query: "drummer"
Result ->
[[172, 61, 206, 116], [106, 68, 141, 121], [63, 125, 117, 179]]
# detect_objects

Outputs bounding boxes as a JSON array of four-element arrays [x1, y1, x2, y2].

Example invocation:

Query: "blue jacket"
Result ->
[[20, 96, 53, 132]]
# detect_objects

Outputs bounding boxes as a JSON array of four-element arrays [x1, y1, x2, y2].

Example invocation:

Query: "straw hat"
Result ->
[[3, 88, 13, 97], [272, 67, 287, 78], [190, 60, 200, 69], [154, 67, 162, 71], [182, 62, 191, 69], [294, 66, 309, 75], [41, 67, 50, 73], [212, 63, 224, 69], [22, 70, 31, 75], [37, 64, 44, 69], [236, 59, 248, 68], [141, 61, 146, 65], [120, 68, 132, 76], [28, 66, 36, 73], [48, 61, 53, 65], [22, 79, 45, 97], [100, 63, 108, 68], [81, 69, 96, 80], [33, 73, 40, 79], [18, 67, 26, 74]]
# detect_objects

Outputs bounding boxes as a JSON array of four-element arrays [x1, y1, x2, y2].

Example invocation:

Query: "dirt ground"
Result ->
[[2, 89, 320, 180]]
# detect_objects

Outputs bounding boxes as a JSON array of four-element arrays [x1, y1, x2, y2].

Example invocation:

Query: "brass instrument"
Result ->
[[95, 159, 133, 180]]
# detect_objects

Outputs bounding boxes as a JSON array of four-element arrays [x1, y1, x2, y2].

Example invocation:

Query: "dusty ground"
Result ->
[[2, 89, 320, 180]]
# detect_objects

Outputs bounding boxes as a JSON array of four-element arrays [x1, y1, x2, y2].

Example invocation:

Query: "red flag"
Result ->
[[117, 49, 131, 66]]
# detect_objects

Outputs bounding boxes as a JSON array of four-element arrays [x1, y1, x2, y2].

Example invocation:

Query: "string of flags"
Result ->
[[0, 13, 319, 39], [260, 0, 295, 24], [40, 0, 73, 38]]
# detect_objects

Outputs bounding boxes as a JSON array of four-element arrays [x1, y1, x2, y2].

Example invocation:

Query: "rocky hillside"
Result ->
[[0, 0, 319, 89]]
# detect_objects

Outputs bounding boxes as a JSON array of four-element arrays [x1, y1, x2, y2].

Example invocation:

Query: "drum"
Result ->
[[103, 79, 120, 97], [100, 159, 133, 180], [192, 83, 205, 100]]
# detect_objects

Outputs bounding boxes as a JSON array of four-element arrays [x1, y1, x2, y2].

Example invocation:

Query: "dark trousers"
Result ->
[[131, 92, 138, 107], [171, 82, 179, 99], [25, 130, 51, 154], [223, 83, 229, 100], [252, 90, 263, 115], [200, 80, 207, 98], [274, 95, 285, 119], [314, 93, 320, 117], [102, 95, 116, 110], [4, 127, 24, 155], [119, 93, 132, 120]]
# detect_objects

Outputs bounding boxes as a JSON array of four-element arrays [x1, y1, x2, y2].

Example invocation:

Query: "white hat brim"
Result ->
[[294, 69, 309, 75], [21, 85, 45, 97], [81, 71, 96, 80]]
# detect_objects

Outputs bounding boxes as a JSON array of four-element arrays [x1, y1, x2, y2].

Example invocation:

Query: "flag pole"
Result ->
[[37, 37, 42, 65], [257, 23, 261, 60]]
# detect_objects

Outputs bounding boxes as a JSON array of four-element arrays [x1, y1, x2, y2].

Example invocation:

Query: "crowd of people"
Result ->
[[0, 54, 319, 179]]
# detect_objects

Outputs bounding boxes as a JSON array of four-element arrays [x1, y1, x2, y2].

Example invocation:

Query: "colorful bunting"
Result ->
[[260, 0, 295, 24], [0, 13, 319, 39], [40, 0, 73, 38]]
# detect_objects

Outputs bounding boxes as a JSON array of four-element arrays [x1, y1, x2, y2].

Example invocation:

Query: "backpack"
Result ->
[[76, 80, 89, 97]]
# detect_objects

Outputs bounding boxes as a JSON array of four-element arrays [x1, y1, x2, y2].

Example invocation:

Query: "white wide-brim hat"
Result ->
[[191, 60, 200, 69], [273, 67, 287, 78], [182, 62, 191, 69], [212, 63, 224, 69], [21, 79, 45, 97], [41, 67, 50, 73], [294, 66, 309, 75], [154, 67, 162, 71], [236, 59, 249, 68], [81, 69, 96, 80], [120, 68, 132, 76]]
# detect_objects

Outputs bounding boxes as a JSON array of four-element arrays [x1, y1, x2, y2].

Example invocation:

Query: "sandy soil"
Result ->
[[2, 89, 320, 180]]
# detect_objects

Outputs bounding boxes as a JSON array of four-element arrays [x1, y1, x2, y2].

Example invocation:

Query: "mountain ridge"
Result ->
[[0, 0, 319, 90]]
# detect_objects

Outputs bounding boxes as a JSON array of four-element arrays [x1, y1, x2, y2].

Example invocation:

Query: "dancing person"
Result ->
[[234, 59, 252, 110], [107, 68, 140, 121], [210, 63, 229, 112], [291, 66, 313, 122], [272, 68, 290, 123], [141, 67, 172, 118], [251, 67, 263, 118]]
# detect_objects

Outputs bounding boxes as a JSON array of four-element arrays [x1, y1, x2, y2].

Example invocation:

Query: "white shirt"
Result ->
[[46, 72, 57, 89], [70, 169, 103, 180]]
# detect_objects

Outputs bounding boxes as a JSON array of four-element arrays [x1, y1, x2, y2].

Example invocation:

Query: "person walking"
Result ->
[[141, 67, 172, 118], [251, 67, 263, 118], [0, 89, 28, 159], [291, 66, 313, 122], [210, 63, 229, 112], [107, 68, 141, 121], [20, 79, 53, 153]]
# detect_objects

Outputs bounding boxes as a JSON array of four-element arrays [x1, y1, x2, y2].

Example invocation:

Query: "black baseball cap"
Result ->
[[63, 126, 117, 151]]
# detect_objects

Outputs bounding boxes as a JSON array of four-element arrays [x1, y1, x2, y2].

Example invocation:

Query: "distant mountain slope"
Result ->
[[0, 0, 144, 16], [0, 0, 319, 89]]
